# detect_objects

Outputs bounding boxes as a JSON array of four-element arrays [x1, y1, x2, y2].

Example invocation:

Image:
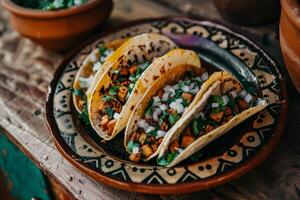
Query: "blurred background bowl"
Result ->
[[213, 0, 280, 25], [1, 0, 113, 52], [280, 0, 300, 92]]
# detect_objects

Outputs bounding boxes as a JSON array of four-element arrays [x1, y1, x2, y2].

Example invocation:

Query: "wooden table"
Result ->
[[0, 0, 300, 199]]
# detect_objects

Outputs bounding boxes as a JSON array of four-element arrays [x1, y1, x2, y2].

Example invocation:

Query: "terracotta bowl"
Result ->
[[280, 0, 300, 92], [213, 0, 280, 25], [2, 0, 113, 52]]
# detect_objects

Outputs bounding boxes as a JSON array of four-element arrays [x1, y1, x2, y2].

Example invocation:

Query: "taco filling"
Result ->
[[97, 61, 152, 135], [73, 45, 115, 111], [158, 87, 261, 165], [127, 72, 209, 162]]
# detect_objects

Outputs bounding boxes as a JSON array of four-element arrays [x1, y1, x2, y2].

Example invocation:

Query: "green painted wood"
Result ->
[[0, 133, 53, 200]]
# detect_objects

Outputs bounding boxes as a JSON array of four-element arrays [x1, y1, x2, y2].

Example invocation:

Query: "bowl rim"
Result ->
[[1, 0, 109, 18], [281, 0, 300, 30]]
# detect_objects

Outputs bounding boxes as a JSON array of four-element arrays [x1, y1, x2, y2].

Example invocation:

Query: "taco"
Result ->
[[73, 38, 127, 113], [88, 34, 205, 140], [157, 71, 268, 167], [124, 64, 213, 162]]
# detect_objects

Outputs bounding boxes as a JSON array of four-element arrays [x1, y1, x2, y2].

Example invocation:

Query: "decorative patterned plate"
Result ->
[[46, 17, 288, 194]]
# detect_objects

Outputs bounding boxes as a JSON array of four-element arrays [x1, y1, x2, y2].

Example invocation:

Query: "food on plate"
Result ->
[[157, 71, 268, 167], [12, 0, 88, 10], [125, 64, 211, 162], [88, 33, 207, 140], [73, 38, 126, 113]]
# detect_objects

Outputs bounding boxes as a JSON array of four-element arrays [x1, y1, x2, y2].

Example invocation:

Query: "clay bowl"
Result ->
[[280, 0, 300, 92], [213, 0, 280, 25], [2, 0, 113, 52]]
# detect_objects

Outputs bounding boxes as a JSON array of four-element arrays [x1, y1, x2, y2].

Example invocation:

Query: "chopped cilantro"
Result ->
[[168, 113, 180, 125], [98, 46, 107, 55], [104, 107, 114, 119], [72, 88, 84, 97], [102, 95, 115, 102], [109, 86, 119, 96]]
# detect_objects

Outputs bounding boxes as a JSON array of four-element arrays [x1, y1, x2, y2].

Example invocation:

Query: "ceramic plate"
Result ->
[[46, 17, 288, 194]]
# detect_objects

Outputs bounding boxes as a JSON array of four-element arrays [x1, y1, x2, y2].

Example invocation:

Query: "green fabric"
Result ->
[[0, 133, 52, 200]]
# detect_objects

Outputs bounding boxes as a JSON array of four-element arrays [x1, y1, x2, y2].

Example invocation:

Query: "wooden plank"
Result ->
[[0, 0, 299, 199]]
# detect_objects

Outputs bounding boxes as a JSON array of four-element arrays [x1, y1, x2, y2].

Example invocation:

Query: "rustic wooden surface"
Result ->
[[0, 0, 300, 199]]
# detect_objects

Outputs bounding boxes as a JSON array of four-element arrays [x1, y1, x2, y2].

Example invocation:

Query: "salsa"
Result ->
[[13, 0, 88, 10]]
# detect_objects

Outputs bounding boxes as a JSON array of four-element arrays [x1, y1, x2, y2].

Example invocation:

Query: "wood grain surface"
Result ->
[[0, 0, 299, 199]]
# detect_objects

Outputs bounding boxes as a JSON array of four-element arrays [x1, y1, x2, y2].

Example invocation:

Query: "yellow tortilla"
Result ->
[[88, 34, 189, 140]]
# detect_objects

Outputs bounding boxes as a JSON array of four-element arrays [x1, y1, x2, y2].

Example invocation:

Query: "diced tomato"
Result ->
[[182, 92, 193, 102], [120, 68, 129, 76], [209, 111, 224, 123], [129, 65, 138, 74]]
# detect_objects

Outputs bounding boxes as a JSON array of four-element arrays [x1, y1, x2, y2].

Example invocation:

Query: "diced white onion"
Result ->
[[222, 95, 229, 105], [185, 79, 191, 85], [211, 102, 219, 108], [132, 146, 139, 154], [196, 77, 202, 82], [104, 49, 114, 57], [137, 119, 149, 130], [182, 85, 190, 92], [169, 88, 176, 97], [244, 94, 253, 103], [170, 101, 185, 114], [156, 130, 167, 139], [113, 112, 120, 120], [173, 84, 179, 90], [159, 104, 168, 111], [155, 108, 162, 115], [230, 91, 238, 98], [90, 54, 98, 62], [239, 90, 247, 98], [200, 72, 209, 81], [163, 85, 171, 92], [189, 82, 195, 89], [162, 92, 169, 102], [153, 111, 159, 121], [190, 86, 200, 94], [175, 147, 184, 153], [153, 96, 161, 102], [79, 76, 94, 89], [153, 101, 162, 107], [92, 61, 102, 72], [146, 126, 155, 133], [175, 98, 183, 103]]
